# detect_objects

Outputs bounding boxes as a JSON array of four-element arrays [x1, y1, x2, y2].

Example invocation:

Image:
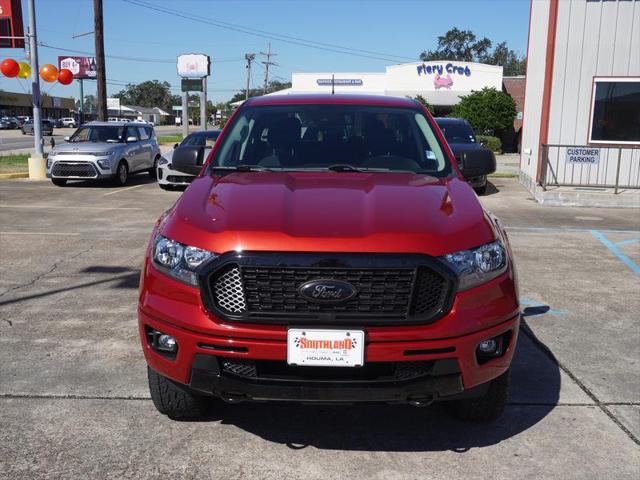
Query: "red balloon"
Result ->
[[58, 68, 74, 85], [1, 59, 20, 78]]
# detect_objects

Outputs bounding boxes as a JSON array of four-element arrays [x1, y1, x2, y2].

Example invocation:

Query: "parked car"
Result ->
[[0, 118, 13, 130], [60, 117, 77, 128], [16, 115, 30, 126], [139, 94, 513, 423], [0, 116, 20, 129], [46, 118, 63, 128], [435, 117, 493, 194], [45, 121, 161, 186], [21, 119, 54, 136], [157, 130, 221, 190]]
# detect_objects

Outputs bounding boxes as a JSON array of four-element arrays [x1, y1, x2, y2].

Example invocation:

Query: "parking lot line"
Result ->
[[102, 184, 147, 196], [0, 204, 142, 211], [0, 232, 81, 236], [590, 230, 640, 276]]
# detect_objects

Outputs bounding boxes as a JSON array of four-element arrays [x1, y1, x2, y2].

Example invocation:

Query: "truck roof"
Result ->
[[244, 94, 420, 108]]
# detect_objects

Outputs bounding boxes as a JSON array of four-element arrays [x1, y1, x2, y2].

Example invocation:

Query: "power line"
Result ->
[[122, 0, 416, 63]]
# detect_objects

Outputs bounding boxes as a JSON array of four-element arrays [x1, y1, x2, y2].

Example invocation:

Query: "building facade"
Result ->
[[520, 0, 640, 199], [0, 91, 75, 118]]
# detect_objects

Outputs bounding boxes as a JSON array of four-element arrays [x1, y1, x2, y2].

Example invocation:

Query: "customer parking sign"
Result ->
[[566, 147, 600, 165]]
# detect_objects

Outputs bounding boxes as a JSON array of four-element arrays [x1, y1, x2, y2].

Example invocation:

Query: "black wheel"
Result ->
[[147, 367, 208, 419], [474, 184, 488, 195], [21, 130, 26, 135], [149, 155, 160, 179], [51, 178, 67, 187], [113, 161, 128, 186], [446, 369, 510, 422]]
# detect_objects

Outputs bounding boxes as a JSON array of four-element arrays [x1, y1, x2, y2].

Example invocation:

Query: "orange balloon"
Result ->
[[39, 64, 59, 83], [58, 68, 73, 85]]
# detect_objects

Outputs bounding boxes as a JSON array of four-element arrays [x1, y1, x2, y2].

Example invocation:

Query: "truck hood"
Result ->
[[163, 171, 495, 256]]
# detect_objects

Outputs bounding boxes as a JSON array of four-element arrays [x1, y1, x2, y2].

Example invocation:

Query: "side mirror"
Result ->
[[460, 149, 496, 178], [174, 143, 179, 149], [172, 145, 206, 176], [63, 136, 70, 142], [126, 136, 138, 143]]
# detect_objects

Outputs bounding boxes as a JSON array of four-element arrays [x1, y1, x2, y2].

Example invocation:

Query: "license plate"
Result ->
[[287, 329, 364, 367]]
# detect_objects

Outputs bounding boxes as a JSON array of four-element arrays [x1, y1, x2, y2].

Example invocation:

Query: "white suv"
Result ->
[[60, 117, 77, 128]]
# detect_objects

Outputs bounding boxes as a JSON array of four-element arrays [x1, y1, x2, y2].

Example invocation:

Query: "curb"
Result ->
[[0, 172, 29, 179]]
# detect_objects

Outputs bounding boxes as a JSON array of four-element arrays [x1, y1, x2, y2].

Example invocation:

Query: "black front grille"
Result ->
[[243, 266, 415, 317], [52, 162, 98, 178], [220, 358, 440, 382], [167, 175, 194, 183], [201, 252, 455, 325]]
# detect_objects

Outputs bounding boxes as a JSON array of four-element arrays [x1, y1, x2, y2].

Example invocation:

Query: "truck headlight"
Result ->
[[152, 235, 216, 286], [440, 239, 507, 290]]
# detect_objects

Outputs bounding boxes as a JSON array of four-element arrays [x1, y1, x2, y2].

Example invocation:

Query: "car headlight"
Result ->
[[152, 235, 216, 286], [440, 239, 507, 290]]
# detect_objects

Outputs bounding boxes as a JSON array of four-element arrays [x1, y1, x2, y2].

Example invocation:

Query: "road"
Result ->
[[0, 177, 638, 479], [0, 126, 185, 153]]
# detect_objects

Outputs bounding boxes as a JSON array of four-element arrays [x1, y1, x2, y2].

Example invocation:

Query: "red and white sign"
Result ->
[[177, 53, 210, 79], [287, 329, 364, 367], [57, 56, 97, 79], [0, 0, 25, 48]]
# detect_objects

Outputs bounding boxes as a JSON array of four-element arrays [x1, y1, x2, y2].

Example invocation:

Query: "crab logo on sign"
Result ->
[[177, 54, 211, 79]]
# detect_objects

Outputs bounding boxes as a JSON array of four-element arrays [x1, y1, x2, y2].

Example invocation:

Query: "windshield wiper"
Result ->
[[326, 164, 397, 173], [211, 165, 272, 173]]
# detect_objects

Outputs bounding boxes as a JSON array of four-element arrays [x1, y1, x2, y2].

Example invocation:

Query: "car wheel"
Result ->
[[113, 161, 128, 186], [446, 369, 510, 422], [21, 130, 25, 135], [149, 156, 160, 179], [51, 178, 67, 187], [147, 367, 208, 419]]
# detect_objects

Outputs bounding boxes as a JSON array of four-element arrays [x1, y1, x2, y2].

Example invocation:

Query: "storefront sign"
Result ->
[[416, 63, 472, 77], [177, 54, 210, 78], [566, 147, 600, 165], [0, 0, 25, 48], [58, 56, 97, 79], [316, 79, 363, 86]]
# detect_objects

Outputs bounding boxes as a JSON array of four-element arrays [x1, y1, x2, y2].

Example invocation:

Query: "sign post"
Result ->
[[26, 0, 45, 179], [177, 53, 211, 136]]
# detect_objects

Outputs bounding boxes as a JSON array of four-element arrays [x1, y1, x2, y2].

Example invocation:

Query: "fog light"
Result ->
[[478, 339, 498, 354], [157, 334, 177, 352]]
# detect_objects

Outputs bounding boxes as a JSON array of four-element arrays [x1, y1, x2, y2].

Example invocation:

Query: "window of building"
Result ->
[[589, 77, 640, 145]]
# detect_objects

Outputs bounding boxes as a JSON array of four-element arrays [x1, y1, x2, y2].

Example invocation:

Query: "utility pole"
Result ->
[[244, 53, 255, 101], [93, 0, 107, 121], [260, 43, 277, 95], [26, 0, 46, 179]]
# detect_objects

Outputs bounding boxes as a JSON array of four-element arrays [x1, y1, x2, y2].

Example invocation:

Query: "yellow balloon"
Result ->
[[18, 61, 31, 79]]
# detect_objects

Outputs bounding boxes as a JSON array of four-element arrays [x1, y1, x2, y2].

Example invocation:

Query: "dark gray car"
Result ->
[[22, 119, 54, 136], [46, 121, 161, 187]]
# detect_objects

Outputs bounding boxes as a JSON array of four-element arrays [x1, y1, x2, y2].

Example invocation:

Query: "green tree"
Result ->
[[412, 95, 434, 114], [420, 28, 526, 75], [451, 87, 516, 136], [228, 80, 292, 104], [114, 80, 175, 112]]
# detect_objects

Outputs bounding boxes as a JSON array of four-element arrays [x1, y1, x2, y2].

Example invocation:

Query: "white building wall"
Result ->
[[522, 0, 640, 189], [520, 0, 551, 183]]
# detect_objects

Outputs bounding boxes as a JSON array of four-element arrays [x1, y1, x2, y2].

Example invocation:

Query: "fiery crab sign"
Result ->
[[177, 54, 210, 79], [57, 56, 97, 79]]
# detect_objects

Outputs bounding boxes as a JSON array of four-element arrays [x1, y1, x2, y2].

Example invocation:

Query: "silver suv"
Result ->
[[46, 121, 161, 186]]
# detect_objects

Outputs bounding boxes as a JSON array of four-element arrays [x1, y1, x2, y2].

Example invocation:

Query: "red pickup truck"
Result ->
[[138, 94, 519, 422]]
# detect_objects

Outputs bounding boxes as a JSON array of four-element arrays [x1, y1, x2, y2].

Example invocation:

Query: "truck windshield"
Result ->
[[437, 122, 477, 144], [69, 126, 125, 143], [209, 104, 452, 176]]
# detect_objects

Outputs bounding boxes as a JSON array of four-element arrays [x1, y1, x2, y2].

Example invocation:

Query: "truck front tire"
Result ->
[[147, 367, 208, 419], [446, 369, 510, 422]]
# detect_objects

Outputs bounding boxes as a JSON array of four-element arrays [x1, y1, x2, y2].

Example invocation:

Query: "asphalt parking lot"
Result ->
[[0, 176, 638, 479]]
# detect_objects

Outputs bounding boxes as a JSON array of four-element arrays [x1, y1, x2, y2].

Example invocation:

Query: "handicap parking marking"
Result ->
[[520, 297, 567, 317], [615, 237, 640, 247], [590, 230, 640, 276]]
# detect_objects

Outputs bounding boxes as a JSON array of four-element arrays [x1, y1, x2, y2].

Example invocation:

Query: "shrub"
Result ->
[[476, 135, 502, 153], [451, 87, 516, 136]]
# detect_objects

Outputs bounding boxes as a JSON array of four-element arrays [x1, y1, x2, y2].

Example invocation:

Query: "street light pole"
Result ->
[[26, 0, 46, 180]]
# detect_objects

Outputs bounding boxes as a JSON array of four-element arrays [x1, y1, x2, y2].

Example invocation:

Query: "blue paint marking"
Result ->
[[615, 237, 640, 247], [590, 230, 640, 276], [520, 297, 567, 317], [508, 226, 640, 234]]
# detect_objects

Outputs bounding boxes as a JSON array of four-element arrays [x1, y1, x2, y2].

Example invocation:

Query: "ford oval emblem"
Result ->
[[298, 279, 358, 304]]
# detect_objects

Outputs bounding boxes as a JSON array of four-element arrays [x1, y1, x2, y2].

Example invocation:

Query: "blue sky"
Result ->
[[1, 0, 530, 103]]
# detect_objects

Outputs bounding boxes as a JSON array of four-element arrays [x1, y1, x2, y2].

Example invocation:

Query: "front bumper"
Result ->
[[157, 163, 194, 186], [47, 156, 115, 180]]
